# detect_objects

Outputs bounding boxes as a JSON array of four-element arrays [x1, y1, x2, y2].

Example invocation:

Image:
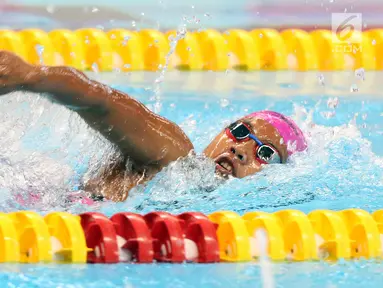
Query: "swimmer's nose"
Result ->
[[230, 147, 247, 163]]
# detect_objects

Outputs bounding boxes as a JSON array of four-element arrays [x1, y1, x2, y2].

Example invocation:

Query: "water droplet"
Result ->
[[355, 68, 365, 81], [85, 39, 90, 44], [259, 33, 263, 38], [362, 113, 368, 120], [350, 84, 358, 92], [372, 39, 376, 45], [220, 99, 230, 107], [280, 138, 284, 144], [170, 103, 176, 108], [124, 64, 131, 69], [35, 45, 44, 54], [91, 63, 99, 72], [204, 13, 211, 18], [46, 5, 55, 13], [91, 7, 99, 13], [317, 74, 325, 86], [141, 12, 145, 16], [327, 97, 339, 109], [132, 21, 136, 27], [35, 45, 45, 64]]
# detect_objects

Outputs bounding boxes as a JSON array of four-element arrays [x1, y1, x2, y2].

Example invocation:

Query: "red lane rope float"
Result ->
[[78, 211, 220, 264], [80, 212, 119, 263], [144, 212, 185, 263], [178, 212, 220, 263], [110, 212, 220, 263], [110, 213, 153, 263]]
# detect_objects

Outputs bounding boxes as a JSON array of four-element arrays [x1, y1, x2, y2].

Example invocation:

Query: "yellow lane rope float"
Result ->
[[1, 28, 382, 72]]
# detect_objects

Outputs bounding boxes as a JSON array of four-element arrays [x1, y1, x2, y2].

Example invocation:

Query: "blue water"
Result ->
[[0, 71, 382, 287], [3, 261, 383, 288]]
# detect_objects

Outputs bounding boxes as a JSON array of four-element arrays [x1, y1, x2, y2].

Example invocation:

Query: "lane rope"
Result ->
[[1, 28, 381, 71], [0, 209, 381, 263]]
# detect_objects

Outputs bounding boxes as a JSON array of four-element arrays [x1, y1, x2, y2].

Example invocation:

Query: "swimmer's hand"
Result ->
[[0, 51, 37, 95]]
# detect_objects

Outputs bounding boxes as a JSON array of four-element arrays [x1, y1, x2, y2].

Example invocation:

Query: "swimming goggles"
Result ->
[[225, 122, 282, 164]]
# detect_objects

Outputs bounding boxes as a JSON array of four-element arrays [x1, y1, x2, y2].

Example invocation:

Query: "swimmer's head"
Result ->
[[203, 110, 307, 178]]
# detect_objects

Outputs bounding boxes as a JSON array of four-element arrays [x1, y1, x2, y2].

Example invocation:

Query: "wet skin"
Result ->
[[0, 51, 286, 201]]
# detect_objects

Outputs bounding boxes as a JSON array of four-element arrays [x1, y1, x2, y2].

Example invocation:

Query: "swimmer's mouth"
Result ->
[[215, 157, 235, 178]]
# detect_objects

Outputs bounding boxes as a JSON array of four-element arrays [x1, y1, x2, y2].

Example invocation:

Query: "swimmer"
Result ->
[[0, 51, 307, 201]]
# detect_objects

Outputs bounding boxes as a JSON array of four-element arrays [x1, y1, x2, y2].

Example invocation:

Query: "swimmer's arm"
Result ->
[[27, 65, 194, 168]]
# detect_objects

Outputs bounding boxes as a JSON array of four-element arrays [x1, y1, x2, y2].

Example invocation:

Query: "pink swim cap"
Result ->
[[245, 110, 307, 156]]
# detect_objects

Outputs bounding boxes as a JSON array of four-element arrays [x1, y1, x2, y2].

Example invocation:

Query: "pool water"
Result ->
[[0, 71, 382, 287]]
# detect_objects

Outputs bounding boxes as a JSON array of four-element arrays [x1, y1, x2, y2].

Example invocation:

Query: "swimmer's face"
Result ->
[[203, 117, 288, 178]]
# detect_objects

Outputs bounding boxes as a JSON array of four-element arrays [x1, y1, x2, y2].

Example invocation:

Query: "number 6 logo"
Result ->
[[332, 13, 362, 44], [336, 15, 357, 42]]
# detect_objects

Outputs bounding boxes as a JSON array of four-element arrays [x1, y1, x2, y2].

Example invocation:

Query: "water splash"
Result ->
[[151, 25, 187, 114], [0, 91, 116, 212], [35, 45, 45, 65], [150, 8, 203, 114]]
